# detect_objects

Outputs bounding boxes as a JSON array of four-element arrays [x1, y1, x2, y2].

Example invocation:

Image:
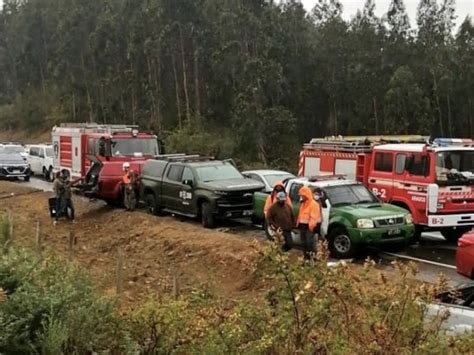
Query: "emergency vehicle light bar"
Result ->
[[432, 138, 473, 147], [309, 135, 429, 145]]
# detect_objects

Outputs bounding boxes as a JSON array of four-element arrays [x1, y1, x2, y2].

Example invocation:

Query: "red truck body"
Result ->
[[299, 136, 474, 240], [52, 123, 160, 203]]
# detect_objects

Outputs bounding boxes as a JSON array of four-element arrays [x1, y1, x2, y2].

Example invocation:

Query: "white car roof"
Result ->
[[243, 169, 293, 176], [290, 177, 359, 188]]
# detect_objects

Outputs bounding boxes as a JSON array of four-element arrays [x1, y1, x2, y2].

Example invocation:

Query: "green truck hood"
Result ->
[[332, 203, 408, 218]]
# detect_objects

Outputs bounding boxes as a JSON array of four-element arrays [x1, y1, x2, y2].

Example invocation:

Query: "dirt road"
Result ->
[[0, 181, 266, 308]]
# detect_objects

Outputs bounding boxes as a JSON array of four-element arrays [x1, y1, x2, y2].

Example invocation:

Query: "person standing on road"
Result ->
[[61, 170, 75, 223], [52, 171, 64, 225], [267, 191, 295, 252], [297, 186, 321, 260], [122, 162, 137, 211], [264, 181, 292, 217]]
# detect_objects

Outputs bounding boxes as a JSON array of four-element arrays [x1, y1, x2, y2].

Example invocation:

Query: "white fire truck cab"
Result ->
[[299, 136, 474, 241]]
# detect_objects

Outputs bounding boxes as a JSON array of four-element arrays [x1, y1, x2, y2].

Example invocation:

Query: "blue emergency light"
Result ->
[[433, 138, 473, 147]]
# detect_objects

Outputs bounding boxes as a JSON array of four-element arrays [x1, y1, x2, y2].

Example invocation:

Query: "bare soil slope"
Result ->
[[0, 181, 264, 308]]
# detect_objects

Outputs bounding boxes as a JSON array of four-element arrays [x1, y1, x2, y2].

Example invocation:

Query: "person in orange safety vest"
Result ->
[[297, 186, 321, 260], [264, 181, 292, 217], [122, 162, 137, 211]]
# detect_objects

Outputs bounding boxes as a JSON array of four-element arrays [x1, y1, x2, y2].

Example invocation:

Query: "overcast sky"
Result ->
[[0, 0, 472, 28], [301, 0, 473, 28]]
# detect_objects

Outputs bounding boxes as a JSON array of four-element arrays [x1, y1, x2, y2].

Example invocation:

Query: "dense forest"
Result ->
[[0, 0, 473, 167]]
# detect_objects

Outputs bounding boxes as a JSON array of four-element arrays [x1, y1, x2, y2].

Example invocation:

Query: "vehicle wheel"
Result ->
[[24, 175, 30, 182], [264, 220, 276, 241], [44, 167, 53, 181], [145, 194, 159, 216], [328, 227, 355, 259], [441, 227, 469, 243], [201, 202, 215, 229]]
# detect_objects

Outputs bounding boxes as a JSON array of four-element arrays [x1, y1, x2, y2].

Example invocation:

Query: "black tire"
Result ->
[[201, 202, 215, 229], [24, 175, 30, 182], [328, 226, 356, 259], [145, 193, 158, 216], [441, 227, 469, 243], [45, 166, 53, 181]]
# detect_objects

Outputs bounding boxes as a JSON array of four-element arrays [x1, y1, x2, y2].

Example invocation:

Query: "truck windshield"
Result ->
[[324, 184, 378, 206], [111, 138, 158, 157], [196, 164, 243, 182], [436, 150, 474, 183]]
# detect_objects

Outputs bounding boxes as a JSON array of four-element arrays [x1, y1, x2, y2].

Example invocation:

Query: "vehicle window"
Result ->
[[182, 167, 194, 183], [324, 184, 378, 206], [289, 183, 303, 202], [436, 151, 473, 182], [249, 174, 264, 183], [45, 147, 54, 157], [408, 154, 429, 176], [167, 165, 184, 182], [88, 138, 95, 155], [265, 174, 294, 187], [374, 152, 393, 172], [3, 146, 25, 154], [195, 163, 242, 182], [111, 138, 159, 157], [38, 148, 45, 158], [29, 147, 39, 157], [395, 154, 406, 175]]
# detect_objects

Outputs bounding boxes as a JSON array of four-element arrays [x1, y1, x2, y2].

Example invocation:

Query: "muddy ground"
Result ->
[[0, 181, 268, 308]]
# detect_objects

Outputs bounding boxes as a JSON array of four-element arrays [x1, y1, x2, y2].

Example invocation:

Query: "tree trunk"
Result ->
[[72, 92, 76, 121], [373, 96, 378, 134], [446, 93, 452, 137], [432, 72, 444, 136], [194, 46, 201, 127], [153, 57, 162, 133], [172, 53, 182, 130], [178, 24, 191, 125], [469, 98, 473, 139]]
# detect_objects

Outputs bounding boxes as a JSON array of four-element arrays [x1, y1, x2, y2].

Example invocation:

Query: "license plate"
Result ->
[[388, 229, 401, 236], [243, 210, 253, 216]]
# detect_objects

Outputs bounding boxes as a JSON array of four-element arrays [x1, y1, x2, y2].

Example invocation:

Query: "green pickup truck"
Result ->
[[253, 176, 415, 258], [140, 155, 265, 228]]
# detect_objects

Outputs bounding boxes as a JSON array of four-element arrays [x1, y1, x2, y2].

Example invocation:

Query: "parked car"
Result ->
[[1, 144, 28, 160], [457, 230, 474, 279], [242, 169, 295, 193], [424, 283, 474, 335], [253, 176, 415, 258], [0, 153, 31, 181], [27, 144, 54, 180], [140, 155, 265, 228]]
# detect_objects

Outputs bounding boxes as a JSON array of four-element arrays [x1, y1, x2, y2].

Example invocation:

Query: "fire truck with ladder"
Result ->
[[52, 123, 163, 205], [298, 135, 474, 241]]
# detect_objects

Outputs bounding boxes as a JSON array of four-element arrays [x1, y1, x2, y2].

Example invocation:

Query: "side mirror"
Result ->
[[427, 183, 439, 213], [183, 179, 193, 187]]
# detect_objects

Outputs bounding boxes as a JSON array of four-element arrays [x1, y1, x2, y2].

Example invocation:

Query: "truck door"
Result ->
[[368, 151, 394, 202], [162, 164, 184, 212], [177, 167, 198, 215]]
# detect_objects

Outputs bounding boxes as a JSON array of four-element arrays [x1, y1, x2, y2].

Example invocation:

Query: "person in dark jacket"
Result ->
[[52, 171, 64, 225], [267, 191, 295, 252], [61, 170, 75, 223]]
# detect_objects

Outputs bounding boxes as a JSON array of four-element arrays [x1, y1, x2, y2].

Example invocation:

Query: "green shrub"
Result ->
[[0, 249, 134, 354]]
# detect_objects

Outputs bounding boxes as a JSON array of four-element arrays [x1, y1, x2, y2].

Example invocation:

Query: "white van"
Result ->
[[28, 144, 54, 180]]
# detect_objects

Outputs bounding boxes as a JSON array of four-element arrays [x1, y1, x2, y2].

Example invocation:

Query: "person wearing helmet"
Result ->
[[263, 181, 292, 217], [267, 191, 295, 251], [297, 186, 321, 260], [122, 162, 137, 211]]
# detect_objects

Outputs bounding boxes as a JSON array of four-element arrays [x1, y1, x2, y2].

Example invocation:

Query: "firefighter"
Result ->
[[264, 181, 292, 217], [122, 162, 137, 211], [267, 191, 295, 252], [52, 171, 64, 225], [61, 170, 75, 223], [297, 186, 321, 261]]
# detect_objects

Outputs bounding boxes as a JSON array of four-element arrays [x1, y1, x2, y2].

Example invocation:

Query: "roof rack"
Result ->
[[304, 135, 430, 153], [154, 154, 215, 162], [54, 123, 140, 134]]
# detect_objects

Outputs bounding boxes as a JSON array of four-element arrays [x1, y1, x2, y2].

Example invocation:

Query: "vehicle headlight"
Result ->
[[405, 214, 413, 224], [357, 219, 375, 229]]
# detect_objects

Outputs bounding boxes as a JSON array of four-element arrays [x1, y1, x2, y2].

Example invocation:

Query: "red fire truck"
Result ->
[[298, 136, 474, 241], [52, 123, 163, 204]]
